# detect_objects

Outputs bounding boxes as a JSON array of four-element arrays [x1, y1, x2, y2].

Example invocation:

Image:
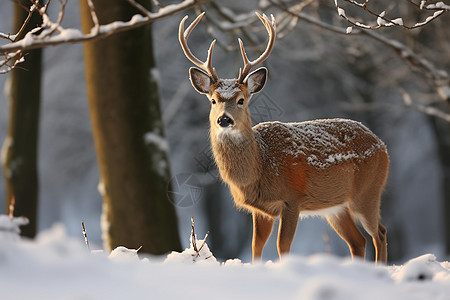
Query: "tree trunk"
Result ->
[[80, 0, 181, 254], [1, 1, 42, 238], [429, 117, 450, 256]]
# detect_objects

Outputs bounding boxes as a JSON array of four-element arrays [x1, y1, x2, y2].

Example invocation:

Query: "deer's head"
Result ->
[[179, 12, 276, 142]]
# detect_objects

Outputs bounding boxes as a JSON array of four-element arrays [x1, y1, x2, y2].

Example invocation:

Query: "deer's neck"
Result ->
[[210, 127, 261, 187]]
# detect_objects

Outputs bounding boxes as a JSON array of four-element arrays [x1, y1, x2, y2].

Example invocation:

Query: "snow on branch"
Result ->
[[267, 0, 449, 121], [0, 0, 209, 73], [0, 50, 24, 74], [269, 0, 448, 91], [333, 0, 448, 30]]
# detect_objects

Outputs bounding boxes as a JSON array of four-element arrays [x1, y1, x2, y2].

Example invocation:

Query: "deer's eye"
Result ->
[[211, 99, 216, 105], [237, 98, 244, 105]]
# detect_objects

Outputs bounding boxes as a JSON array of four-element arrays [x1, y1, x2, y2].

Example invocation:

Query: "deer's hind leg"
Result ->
[[352, 152, 389, 264], [326, 208, 367, 259], [358, 215, 387, 264], [351, 193, 388, 264]]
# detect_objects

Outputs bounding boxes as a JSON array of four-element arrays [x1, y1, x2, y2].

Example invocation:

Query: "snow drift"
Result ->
[[0, 215, 449, 300]]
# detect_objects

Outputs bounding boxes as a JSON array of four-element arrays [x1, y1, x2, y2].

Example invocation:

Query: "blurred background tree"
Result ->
[[1, 0, 43, 238], [80, 0, 181, 254]]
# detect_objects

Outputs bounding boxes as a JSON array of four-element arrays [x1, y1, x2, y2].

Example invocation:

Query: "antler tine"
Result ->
[[206, 39, 218, 81], [238, 12, 276, 83], [179, 12, 219, 82]]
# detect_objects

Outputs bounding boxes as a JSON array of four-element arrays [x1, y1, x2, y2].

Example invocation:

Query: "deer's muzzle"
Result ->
[[217, 115, 234, 128]]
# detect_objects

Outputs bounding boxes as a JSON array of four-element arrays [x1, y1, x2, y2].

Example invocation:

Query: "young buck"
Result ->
[[179, 12, 389, 263]]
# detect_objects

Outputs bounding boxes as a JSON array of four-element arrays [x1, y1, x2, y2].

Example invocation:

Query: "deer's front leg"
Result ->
[[252, 212, 274, 262], [277, 205, 300, 260]]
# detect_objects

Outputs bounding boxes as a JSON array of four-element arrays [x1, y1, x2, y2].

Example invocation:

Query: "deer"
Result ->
[[179, 12, 389, 263]]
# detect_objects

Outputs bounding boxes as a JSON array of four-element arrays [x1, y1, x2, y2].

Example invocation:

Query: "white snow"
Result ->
[[420, 0, 426, 9], [165, 233, 217, 265], [354, 22, 372, 29], [0, 215, 29, 241], [97, 180, 106, 197], [108, 246, 141, 262], [390, 254, 450, 283], [99, 14, 148, 34], [413, 10, 445, 27], [144, 131, 169, 152], [100, 202, 111, 252], [377, 11, 387, 26], [379, 17, 404, 27], [392, 18, 404, 26], [0, 136, 12, 178], [0, 219, 449, 300], [425, 2, 450, 10], [57, 28, 84, 41], [378, 17, 405, 27]]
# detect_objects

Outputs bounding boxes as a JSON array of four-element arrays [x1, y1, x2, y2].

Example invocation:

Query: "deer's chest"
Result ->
[[229, 182, 283, 217]]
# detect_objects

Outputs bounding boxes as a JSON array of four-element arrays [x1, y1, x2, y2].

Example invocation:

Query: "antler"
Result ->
[[179, 12, 219, 82], [237, 12, 276, 83]]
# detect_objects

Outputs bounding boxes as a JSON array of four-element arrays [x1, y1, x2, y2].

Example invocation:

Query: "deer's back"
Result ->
[[249, 119, 388, 212], [254, 118, 387, 170]]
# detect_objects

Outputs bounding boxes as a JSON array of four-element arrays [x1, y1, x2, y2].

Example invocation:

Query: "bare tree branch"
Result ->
[[398, 86, 450, 122], [0, 50, 25, 74], [334, 0, 447, 30], [81, 220, 90, 250], [0, 0, 209, 72], [269, 0, 449, 102], [86, 0, 100, 35]]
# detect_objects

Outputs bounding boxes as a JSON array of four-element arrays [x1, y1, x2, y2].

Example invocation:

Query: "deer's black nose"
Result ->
[[217, 116, 234, 127]]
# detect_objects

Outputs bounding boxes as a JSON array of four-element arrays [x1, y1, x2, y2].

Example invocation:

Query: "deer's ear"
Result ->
[[189, 67, 211, 94], [244, 67, 267, 94]]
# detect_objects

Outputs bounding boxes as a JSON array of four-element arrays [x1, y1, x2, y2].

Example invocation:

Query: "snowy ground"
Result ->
[[1, 216, 449, 300]]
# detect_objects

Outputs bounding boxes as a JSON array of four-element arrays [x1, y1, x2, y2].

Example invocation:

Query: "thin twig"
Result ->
[[81, 220, 90, 250], [190, 217, 211, 257], [35, 0, 68, 39], [126, 0, 152, 17], [15, 0, 40, 41], [197, 231, 210, 253], [191, 216, 198, 252], [86, 0, 100, 35], [0, 50, 24, 74]]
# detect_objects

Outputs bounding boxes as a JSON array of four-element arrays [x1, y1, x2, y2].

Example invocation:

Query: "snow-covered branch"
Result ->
[[0, 50, 24, 74], [266, 0, 449, 120], [0, 0, 208, 72], [334, 0, 448, 30]]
